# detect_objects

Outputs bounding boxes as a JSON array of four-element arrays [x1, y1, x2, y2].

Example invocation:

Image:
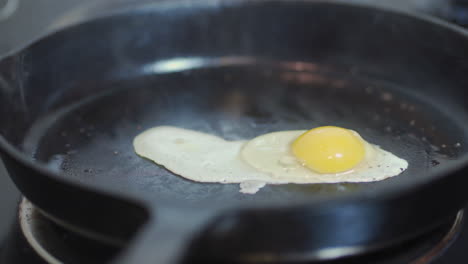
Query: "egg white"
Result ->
[[241, 130, 408, 183], [133, 126, 408, 194]]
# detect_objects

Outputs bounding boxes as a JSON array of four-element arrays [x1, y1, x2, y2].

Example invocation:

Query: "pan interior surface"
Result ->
[[2, 1, 468, 207], [26, 60, 465, 205]]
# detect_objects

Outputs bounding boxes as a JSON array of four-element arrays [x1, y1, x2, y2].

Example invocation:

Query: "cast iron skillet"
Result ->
[[2, 0, 468, 263]]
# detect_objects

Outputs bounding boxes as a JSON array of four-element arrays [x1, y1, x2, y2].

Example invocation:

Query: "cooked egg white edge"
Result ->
[[133, 126, 277, 193], [133, 126, 408, 194]]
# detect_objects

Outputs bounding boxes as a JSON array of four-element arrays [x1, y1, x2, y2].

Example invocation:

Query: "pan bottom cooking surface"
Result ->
[[23, 60, 464, 204], [18, 198, 463, 264]]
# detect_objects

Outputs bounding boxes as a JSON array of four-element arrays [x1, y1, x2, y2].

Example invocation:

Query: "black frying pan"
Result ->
[[1, 0, 468, 263]]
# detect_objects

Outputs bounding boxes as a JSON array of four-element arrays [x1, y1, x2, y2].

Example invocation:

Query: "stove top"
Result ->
[[9, 197, 464, 264], [0, 198, 467, 264]]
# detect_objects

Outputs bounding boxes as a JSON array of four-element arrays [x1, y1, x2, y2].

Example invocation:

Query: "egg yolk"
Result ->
[[291, 126, 365, 174]]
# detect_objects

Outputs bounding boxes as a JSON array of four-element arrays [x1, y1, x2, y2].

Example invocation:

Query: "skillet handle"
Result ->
[[114, 205, 217, 264]]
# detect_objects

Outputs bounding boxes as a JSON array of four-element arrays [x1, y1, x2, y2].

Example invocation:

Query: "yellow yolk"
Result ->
[[291, 126, 365, 174]]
